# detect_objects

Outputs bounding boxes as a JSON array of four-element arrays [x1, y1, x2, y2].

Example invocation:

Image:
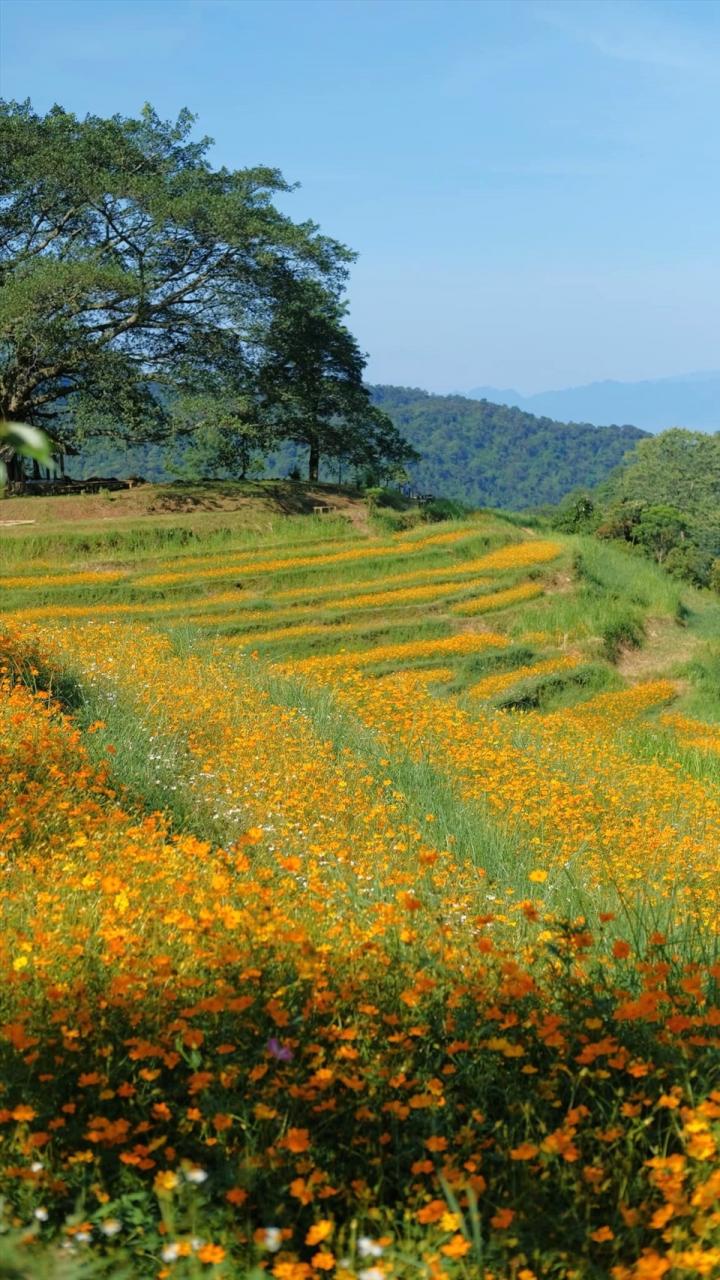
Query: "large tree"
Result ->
[[167, 388, 270, 480], [257, 276, 415, 481], [0, 101, 352, 452], [602, 429, 720, 514]]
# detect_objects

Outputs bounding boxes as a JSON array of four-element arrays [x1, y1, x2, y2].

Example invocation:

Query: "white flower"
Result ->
[[75, 1231, 92, 1243], [358, 1237, 384, 1259], [359, 1269, 385, 1280], [34, 1207, 49, 1222], [100, 1219, 122, 1237], [190, 1237, 204, 1251], [263, 1226, 283, 1252], [161, 1243, 180, 1262], [184, 1167, 208, 1184], [30, 1161, 43, 1173]]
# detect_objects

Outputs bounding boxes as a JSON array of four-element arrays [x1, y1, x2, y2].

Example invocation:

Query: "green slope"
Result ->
[[371, 384, 646, 508]]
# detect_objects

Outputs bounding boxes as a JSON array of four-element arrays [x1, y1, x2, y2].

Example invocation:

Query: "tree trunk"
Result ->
[[308, 437, 320, 482], [6, 452, 25, 491]]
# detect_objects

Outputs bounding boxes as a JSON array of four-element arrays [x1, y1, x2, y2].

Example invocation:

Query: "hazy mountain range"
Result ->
[[467, 371, 720, 433]]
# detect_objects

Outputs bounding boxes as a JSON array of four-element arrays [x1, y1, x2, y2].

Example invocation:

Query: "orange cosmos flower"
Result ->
[[305, 1221, 333, 1246], [196, 1244, 226, 1264], [490, 1208, 514, 1229], [441, 1235, 471, 1258], [282, 1127, 311, 1153], [311, 1251, 336, 1271]]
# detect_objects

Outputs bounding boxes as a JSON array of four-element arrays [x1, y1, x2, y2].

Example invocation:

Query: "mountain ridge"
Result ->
[[465, 371, 720, 432]]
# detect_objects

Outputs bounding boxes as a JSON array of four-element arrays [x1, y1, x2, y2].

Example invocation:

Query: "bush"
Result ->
[[595, 499, 648, 543], [370, 508, 423, 533], [633, 504, 690, 563], [553, 491, 597, 532], [364, 485, 407, 510], [601, 612, 645, 661], [420, 497, 470, 523], [663, 543, 714, 588]]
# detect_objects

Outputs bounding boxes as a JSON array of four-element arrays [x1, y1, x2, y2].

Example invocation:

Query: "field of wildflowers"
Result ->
[[1, 511, 719, 1279]]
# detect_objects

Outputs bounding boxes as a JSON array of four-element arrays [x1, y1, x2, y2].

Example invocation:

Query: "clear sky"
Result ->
[[1, 0, 719, 393]]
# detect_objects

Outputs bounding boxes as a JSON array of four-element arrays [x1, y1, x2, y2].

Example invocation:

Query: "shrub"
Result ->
[[664, 543, 714, 588], [553, 491, 597, 532], [364, 485, 407, 510], [601, 612, 645, 661], [421, 497, 470, 523]]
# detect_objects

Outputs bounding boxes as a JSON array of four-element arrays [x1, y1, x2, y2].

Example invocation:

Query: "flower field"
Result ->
[[1, 511, 719, 1279]]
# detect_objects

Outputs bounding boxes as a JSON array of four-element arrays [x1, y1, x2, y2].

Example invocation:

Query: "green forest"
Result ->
[[369, 386, 646, 508], [63, 386, 649, 511], [555, 428, 720, 589]]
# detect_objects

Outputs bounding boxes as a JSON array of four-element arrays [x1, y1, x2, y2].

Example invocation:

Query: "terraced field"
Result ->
[[1, 509, 719, 1279]]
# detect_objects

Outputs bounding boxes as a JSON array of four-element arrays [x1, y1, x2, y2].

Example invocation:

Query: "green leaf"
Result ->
[[0, 421, 53, 463]]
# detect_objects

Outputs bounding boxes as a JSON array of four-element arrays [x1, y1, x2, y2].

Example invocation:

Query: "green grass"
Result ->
[[500, 534, 701, 665], [491, 661, 619, 711], [5, 508, 720, 926], [0, 513, 358, 575]]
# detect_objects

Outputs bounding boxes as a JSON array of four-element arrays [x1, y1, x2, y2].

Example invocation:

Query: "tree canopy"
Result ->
[[370, 385, 646, 509], [554, 428, 720, 590], [598, 428, 720, 513], [258, 279, 415, 481], [0, 101, 410, 482]]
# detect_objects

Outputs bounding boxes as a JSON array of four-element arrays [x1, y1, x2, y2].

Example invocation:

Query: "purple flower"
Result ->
[[266, 1038, 293, 1062]]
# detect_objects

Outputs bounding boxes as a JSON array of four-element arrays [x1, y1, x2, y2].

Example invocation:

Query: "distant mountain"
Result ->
[[466, 372, 720, 433], [370, 386, 646, 510]]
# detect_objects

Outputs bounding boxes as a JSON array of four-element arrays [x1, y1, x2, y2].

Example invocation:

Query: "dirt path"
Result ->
[[307, 491, 373, 535], [616, 616, 701, 681]]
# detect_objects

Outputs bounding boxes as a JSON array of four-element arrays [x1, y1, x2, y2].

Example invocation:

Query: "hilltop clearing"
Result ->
[[0, 480, 372, 537], [0, 102, 413, 492], [1, 510, 719, 1278]]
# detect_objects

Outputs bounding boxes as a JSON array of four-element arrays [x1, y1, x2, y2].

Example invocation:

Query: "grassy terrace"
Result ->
[[1, 487, 719, 1279]]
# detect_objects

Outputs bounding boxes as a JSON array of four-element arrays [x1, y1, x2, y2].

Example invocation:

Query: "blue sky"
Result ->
[[1, 0, 719, 393]]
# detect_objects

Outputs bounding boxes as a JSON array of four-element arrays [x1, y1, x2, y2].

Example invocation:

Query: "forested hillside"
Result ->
[[66, 386, 646, 510], [555, 428, 720, 589], [599, 427, 720, 511], [371, 385, 646, 508]]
